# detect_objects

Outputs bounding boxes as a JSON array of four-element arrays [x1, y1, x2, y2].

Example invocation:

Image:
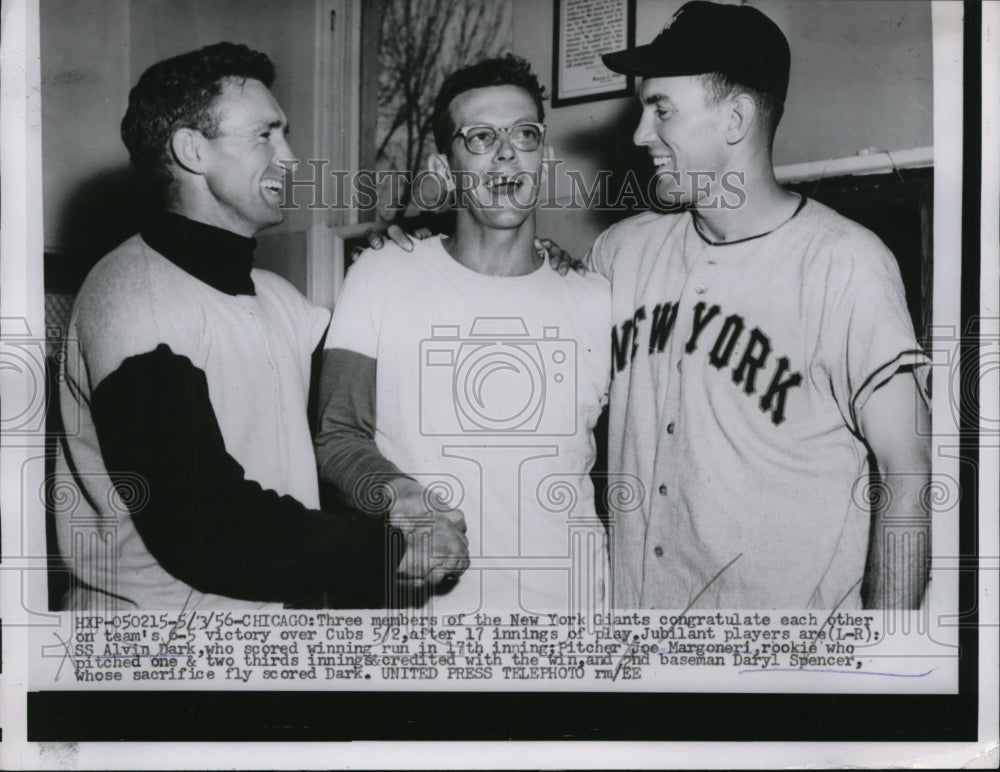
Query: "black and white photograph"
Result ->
[[0, 0, 996, 768]]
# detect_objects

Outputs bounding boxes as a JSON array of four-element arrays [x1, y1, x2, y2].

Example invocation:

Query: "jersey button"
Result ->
[[676, 360, 682, 371], [695, 284, 707, 294], [658, 484, 667, 496], [653, 546, 664, 558], [666, 422, 675, 434]]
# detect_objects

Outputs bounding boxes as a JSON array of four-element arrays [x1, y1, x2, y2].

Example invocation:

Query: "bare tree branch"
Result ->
[[374, 0, 511, 201]]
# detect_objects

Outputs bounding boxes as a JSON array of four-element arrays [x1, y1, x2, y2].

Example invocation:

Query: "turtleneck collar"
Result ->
[[141, 211, 257, 296]]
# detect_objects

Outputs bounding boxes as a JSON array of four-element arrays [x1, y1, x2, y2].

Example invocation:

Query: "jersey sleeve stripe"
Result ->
[[849, 348, 931, 432]]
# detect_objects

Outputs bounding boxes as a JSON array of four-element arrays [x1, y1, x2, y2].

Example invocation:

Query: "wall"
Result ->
[[40, 0, 320, 293], [756, 0, 932, 165], [41, 0, 132, 259], [512, 0, 934, 258]]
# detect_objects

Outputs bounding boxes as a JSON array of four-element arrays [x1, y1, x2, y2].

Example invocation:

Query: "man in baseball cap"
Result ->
[[602, 0, 792, 214], [603, 0, 790, 101], [585, 1, 931, 610]]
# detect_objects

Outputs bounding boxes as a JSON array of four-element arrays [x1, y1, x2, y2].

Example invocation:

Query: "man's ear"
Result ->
[[725, 93, 755, 145], [170, 127, 207, 175], [427, 152, 455, 192]]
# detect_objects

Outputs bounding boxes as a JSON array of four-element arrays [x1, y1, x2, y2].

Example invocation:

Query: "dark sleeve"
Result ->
[[91, 343, 400, 608], [314, 347, 410, 514], [307, 324, 330, 435]]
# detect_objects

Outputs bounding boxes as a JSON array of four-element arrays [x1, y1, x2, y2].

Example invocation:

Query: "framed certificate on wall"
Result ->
[[552, 0, 635, 106]]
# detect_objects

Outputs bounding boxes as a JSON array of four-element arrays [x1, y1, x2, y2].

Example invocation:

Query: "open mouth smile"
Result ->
[[261, 179, 284, 199], [484, 172, 528, 192]]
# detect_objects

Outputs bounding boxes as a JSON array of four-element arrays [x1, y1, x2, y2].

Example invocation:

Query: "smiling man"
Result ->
[[54, 42, 461, 610], [589, 1, 931, 609], [315, 55, 611, 613]]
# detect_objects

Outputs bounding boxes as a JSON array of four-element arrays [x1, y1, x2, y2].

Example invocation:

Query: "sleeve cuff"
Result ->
[[850, 349, 931, 431]]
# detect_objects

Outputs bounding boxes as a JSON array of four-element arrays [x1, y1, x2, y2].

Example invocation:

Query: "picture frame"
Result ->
[[552, 0, 635, 107]]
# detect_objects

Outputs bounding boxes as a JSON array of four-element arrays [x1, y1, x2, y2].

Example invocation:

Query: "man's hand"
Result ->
[[388, 477, 469, 590], [395, 515, 470, 589], [388, 478, 465, 531], [536, 237, 585, 275], [361, 224, 433, 255]]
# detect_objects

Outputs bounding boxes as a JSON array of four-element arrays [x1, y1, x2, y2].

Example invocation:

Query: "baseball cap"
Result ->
[[602, 1, 790, 102]]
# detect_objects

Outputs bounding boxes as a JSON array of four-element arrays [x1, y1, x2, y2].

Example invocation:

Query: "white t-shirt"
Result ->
[[324, 236, 611, 614]]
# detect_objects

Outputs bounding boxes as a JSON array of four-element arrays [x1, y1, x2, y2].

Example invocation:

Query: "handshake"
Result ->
[[388, 477, 470, 591]]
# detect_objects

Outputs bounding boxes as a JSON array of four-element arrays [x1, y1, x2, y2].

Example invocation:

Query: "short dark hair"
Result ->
[[432, 54, 547, 156], [121, 42, 275, 186], [700, 72, 784, 149]]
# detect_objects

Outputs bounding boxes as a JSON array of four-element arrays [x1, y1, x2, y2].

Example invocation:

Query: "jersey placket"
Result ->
[[643, 225, 713, 605]]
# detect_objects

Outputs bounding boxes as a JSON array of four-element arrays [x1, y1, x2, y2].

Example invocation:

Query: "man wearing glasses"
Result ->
[[315, 55, 611, 613]]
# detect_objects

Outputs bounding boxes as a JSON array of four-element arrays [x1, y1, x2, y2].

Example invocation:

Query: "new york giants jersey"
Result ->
[[588, 199, 928, 609]]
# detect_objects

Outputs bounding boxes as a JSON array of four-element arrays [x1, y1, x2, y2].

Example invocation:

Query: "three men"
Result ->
[[58, 1, 931, 614], [315, 55, 611, 612], [55, 43, 464, 609], [591, 1, 931, 608]]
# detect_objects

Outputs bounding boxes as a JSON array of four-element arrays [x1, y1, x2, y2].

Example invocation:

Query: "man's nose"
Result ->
[[492, 131, 517, 161], [275, 134, 299, 168], [633, 110, 655, 147]]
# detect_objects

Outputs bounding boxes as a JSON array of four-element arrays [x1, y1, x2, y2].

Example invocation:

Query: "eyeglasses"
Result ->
[[452, 122, 546, 154]]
